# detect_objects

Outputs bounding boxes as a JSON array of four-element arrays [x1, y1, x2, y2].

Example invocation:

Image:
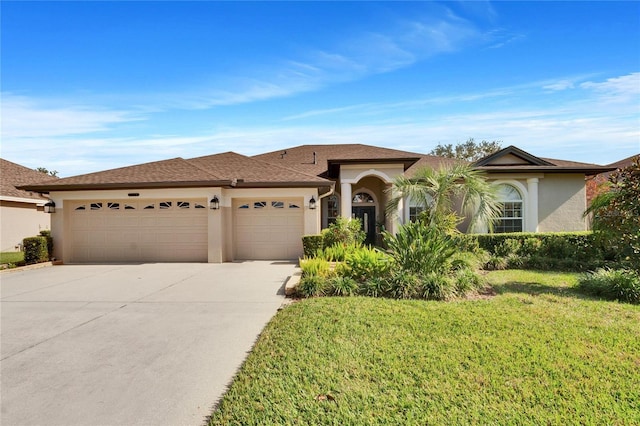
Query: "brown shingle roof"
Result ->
[[0, 159, 55, 201], [253, 144, 426, 178], [20, 157, 229, 192], [20, 152, 332, 192], [188, 152, 330, 186]]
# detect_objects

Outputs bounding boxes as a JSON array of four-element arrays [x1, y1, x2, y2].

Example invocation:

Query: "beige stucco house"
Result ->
[[20, 144, 610, 264], [0, 159, 54, 252]]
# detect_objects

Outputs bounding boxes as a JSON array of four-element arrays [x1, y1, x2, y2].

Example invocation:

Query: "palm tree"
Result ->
[[386, 163, 501, 232]]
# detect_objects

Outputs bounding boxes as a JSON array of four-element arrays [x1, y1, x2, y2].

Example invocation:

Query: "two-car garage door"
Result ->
[[66, 197, 305, 263], [67, 199, 208, 263]]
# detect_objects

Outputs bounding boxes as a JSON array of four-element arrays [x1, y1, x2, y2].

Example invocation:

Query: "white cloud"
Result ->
[[580, 72, 640, 103], [0, 93, 141, 138]]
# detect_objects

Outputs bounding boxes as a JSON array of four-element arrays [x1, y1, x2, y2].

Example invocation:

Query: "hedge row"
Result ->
[[458, 231, 621, 271]]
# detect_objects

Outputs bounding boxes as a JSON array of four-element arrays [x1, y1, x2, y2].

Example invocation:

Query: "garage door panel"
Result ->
[[234, 198, 304, 260], [68, 199, 208, 263]]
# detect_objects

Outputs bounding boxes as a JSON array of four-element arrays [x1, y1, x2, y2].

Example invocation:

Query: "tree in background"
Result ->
[[429, 138, 502, 162], [584, 156, 640, 270], [36, 167, 58, 177]]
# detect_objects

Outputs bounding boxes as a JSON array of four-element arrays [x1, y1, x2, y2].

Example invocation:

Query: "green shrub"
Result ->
[[471, 232, 609, 271], [484, 255, 509, 271], [326, 276, 359, 296], [39, 230, 53, 258], [302, 234, 323, 257], [344, 246, 392, 283], [322, 216, 365, 248], [23, 236, 49, 265], [297, 275, 328, 298], [387, 270, 421, 300], [299, 257, 332, 278], [454, 268, 483, 295], [316, 243, 359, 262], [577, 268, 640, 304], [359, 276, 389, 298], [383, 221, 457, 275], [419, 272, 453, 300]]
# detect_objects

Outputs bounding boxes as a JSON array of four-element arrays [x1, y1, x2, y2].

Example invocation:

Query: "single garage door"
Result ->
[[234, 198, 304, 260], [67, 199, 208, 263]]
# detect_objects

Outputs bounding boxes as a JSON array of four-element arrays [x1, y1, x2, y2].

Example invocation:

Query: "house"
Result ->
[[20, 144, 612, 264], [0, 159, 55, 252]]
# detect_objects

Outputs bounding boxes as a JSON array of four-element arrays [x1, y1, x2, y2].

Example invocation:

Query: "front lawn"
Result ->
[[209, 270, 640, 425], [0, 251, 24, 265]]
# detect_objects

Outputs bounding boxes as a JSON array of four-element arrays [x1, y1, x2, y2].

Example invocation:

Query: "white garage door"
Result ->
[[67, 199, 208, 263], [233, 198, 304, 260]]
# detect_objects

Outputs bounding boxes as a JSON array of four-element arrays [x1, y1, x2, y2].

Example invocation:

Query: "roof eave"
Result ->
[[476, 166, 617, 174], [18, 180, 233, 192], [233, 181, 335, 189]]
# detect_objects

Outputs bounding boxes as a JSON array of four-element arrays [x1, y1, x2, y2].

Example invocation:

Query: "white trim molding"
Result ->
[[491, 180, 533, 232]]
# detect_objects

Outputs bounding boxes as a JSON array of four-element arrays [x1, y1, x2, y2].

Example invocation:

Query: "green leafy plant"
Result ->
[[344, 246, 392, 283], [386, 269, 421, 299], [296, 275, 328, 298], [386, 163, 501, 233], [383, 221, 457, 275], [577, 268, 640, 304], [359, 276, 389, 298], [322, 216, 365, 248], [299, 257, 332, 278], [301, 234, 323, 257], [316, 243, 359, 262], [326, 276, 359, 296], [584, 156, 640, 271], [419, 272, 454, 300]]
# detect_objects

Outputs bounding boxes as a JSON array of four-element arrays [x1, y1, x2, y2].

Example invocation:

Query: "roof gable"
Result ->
[[474, 146, 555, 167]]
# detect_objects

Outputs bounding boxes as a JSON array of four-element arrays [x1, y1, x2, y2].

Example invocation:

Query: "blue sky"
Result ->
[[1, 1, 639, 177]]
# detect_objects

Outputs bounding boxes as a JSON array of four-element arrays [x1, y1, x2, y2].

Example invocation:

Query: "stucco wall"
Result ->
[[0, 201, 50, 252], [537, 174, 587, 232]]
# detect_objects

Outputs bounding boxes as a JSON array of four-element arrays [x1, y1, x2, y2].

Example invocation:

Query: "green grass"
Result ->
[[0, 251, 24, 265], [209, 270, 640, 425]]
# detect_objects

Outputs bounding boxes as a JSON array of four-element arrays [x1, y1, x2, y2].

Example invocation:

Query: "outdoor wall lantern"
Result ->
[[43, 200, 56, 214], [210, 196, 220, 210], [309, 196, 317, 210]]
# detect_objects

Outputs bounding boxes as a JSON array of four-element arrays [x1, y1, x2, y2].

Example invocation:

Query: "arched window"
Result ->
[[352, 192, 374, 204], [495, 184, 523, 233]]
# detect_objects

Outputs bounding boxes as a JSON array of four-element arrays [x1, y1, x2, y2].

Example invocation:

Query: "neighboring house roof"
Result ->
[[473, 145, 615, 174], [0, 159, 55, 203], [20, 152, 333, 192]]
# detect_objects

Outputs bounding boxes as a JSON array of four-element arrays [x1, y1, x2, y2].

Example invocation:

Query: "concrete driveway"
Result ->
[[1, 262, 293, 426]]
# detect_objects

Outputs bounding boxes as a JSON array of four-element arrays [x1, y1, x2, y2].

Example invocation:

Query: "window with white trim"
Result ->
[[495, 184, 523, 233]]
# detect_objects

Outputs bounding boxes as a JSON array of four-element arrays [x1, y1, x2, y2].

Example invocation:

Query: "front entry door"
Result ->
[[352, 206, 376, 246]]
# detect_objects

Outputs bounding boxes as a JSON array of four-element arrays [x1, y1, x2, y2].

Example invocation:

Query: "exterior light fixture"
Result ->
[[210, 196, 220, 210], [309, 196, 317, 210], [44, 200, 56, 214]]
